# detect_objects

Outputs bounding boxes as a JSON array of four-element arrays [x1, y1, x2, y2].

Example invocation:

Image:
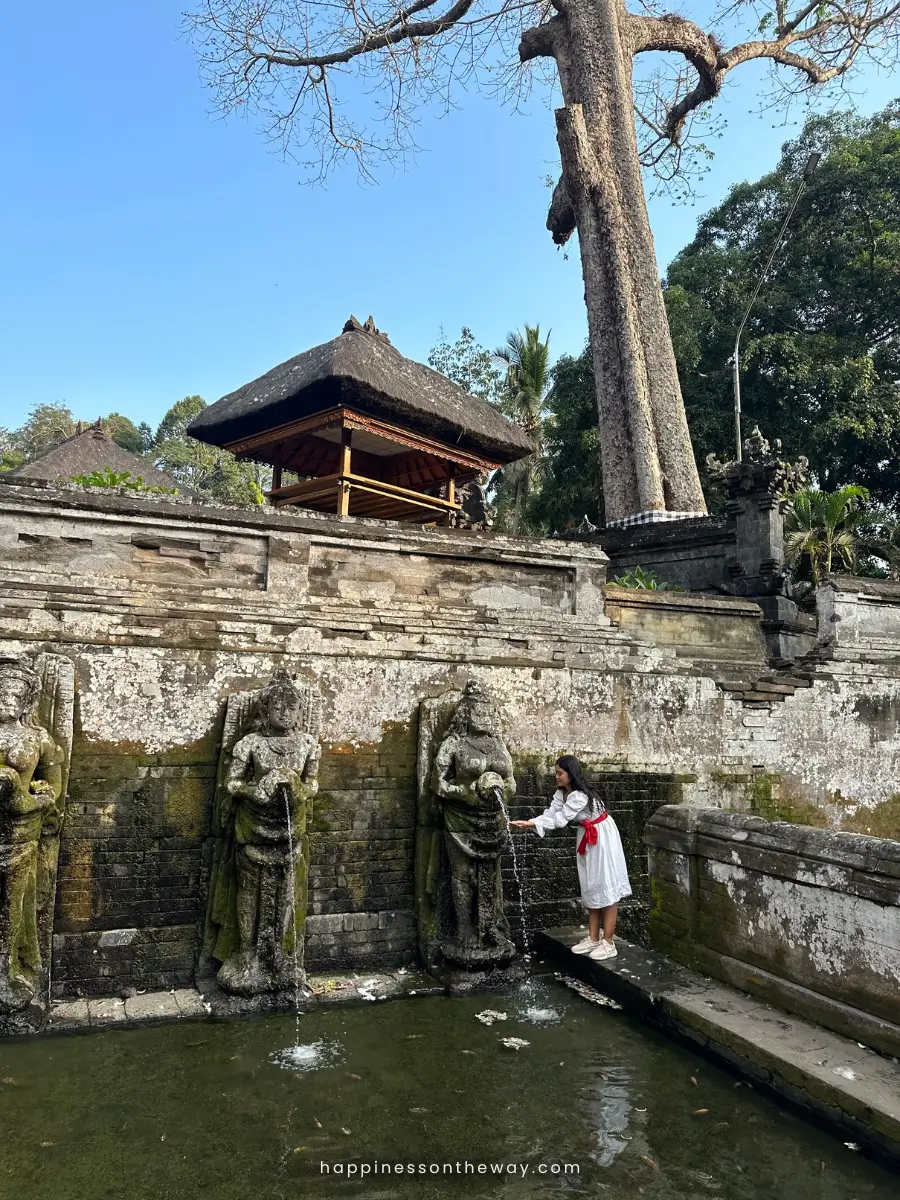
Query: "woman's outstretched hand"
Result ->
[[509, 819, 534, 829]]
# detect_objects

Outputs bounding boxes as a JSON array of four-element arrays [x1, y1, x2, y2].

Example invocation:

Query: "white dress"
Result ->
[[531, 789, 632, 910]]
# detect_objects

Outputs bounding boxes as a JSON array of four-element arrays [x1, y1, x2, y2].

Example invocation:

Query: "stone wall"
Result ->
[[645, 806, 900, 1057], [1, 478, 900, 999], [599, 516, 735, 592]]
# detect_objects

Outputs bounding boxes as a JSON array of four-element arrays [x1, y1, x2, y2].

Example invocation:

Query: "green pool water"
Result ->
[[0, 977, 895, 1199]]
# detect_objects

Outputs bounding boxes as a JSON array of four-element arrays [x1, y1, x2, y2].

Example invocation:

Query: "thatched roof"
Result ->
[[11, 426, 190, 493], [187, 317, 535, 464]]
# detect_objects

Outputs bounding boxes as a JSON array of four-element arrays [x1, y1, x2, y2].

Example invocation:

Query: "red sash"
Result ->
[[577, 812, 607, 856]]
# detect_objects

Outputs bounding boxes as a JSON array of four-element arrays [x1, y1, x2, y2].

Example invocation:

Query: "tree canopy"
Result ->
[[187, 0, 900, 524], [665, 104, 900, 505]]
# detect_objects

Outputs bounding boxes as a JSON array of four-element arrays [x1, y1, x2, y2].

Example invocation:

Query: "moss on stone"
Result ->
[[745, 772, 828, 827], [164, 777, 208, 837], [840, 794, 900, 838]]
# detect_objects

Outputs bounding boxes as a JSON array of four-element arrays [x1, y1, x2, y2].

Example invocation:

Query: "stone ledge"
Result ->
[[41, 969, 440, 1035], [537, 927, 900, 1167]]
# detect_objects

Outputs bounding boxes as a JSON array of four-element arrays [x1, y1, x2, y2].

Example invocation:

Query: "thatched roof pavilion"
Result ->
[[188, 317, 533, 522], [12, 425, 188, 493]]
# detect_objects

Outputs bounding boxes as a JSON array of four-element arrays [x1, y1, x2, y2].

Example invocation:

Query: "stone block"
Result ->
[[174, 988, 209, 1017], [125, 991, 181, 1021], [48, 999, 90, 1030], [88, 997, 127, 1025], [98, 928, 138, 948]]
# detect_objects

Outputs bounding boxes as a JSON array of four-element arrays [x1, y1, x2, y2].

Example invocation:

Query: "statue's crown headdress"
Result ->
[[0, 656, 41, 710], [260, 668, 305, 704]]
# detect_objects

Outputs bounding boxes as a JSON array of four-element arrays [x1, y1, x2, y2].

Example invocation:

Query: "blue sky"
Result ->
[[2, 2, 899, 433]]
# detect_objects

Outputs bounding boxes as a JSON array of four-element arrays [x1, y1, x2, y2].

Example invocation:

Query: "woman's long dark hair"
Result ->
[[556, 755, 605, 816]]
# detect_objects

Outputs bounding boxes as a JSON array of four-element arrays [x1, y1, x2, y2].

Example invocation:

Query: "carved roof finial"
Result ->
[[342, 314, 390, 343]]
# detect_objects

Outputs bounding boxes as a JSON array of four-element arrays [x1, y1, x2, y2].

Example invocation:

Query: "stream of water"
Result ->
[[496, 788, 531, 960]]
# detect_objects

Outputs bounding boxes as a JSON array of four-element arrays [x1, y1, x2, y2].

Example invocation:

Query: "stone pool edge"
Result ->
[[41, 970, 445, 1034], [538, 928, 900, 1170]]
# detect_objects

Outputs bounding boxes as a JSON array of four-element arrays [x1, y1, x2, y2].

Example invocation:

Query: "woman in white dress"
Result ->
[[510, 755, 631, 961]]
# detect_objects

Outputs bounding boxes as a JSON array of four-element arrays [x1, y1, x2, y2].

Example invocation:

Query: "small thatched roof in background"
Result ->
[[11, 426, 188, 493], [188, 317, 535, 464]]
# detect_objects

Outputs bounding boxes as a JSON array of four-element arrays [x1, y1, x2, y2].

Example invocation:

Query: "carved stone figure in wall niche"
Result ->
[[417, 681, 517, 972], [202, 668, 321, 996], [0, 654, 74, 1017]]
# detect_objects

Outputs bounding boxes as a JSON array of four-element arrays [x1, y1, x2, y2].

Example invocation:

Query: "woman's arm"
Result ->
[[529, 791, 588, 838]]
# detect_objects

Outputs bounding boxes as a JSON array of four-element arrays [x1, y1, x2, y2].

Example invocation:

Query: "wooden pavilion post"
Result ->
[[444, 462, 456, 528], [338, 424, 353, 516]]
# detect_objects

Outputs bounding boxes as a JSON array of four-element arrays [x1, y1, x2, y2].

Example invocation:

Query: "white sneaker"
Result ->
[[589, 939, 618, 961], [571, 936, 601, 955]]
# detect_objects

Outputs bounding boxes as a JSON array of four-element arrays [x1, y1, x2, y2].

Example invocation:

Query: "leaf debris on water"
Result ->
[[476, 1010, 508, 1026]]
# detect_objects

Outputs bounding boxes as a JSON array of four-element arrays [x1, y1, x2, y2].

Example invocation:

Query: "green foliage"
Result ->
[[665, 103, 900, 505], [426, 328, 505, 406], [860, 504, 900, 579], [607, 566, 684, 592], [10, 403, 77, 462], [151, 395, 265, 506], [529, 346, 603, 535], [100, 413, 145, 453], [0, 429, 25, 473], [489, 324, 551, 535], [69, 468, 177, 494], [784, 484, 870, 583]]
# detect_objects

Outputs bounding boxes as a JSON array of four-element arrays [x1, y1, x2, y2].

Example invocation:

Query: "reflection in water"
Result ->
[[584, 1062, 634, 1167]]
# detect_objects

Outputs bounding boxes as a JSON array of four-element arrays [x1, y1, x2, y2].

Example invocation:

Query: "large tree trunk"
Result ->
[[522, 0, 706, 524]]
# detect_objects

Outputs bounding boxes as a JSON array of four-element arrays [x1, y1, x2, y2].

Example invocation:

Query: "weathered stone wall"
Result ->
[[598, 516, 735, 592], [645, 806, 900, 1057], [1, 479, 899, 999]]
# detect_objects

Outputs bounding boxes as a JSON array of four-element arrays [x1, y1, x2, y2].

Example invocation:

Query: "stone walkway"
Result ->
[[538, 928, 900, 1166]]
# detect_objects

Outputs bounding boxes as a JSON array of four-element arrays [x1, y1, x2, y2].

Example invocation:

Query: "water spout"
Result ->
[[283, 791, 302, 1048], [495, 786, 531, 960]]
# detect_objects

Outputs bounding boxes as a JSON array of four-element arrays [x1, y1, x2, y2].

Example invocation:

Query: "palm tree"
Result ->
[[491, 325, 551, 534], [784, 485, 870, 584]]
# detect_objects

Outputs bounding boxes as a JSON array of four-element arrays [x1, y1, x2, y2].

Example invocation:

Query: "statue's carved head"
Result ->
[[259, 669, 306, 734], [0, 657, 41, 725], [451, 680, 501, 738]]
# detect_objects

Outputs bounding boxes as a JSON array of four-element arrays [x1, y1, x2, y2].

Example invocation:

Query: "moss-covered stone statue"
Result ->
[[0, 654, 74, 1019], [417, 680, 517, 972], [202, 668, 321, 996]]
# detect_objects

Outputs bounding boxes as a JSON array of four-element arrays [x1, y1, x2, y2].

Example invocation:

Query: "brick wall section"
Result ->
[[52, 747, 213, 997], [508, 765, 684, 946], [305, 735, 418, 969]]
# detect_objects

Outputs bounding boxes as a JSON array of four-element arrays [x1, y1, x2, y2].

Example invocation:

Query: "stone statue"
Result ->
[[455, 476, 493, 531], [0, 654, 74, 1018], [202, 668, 321, 996], [417, 681, 516, 971]]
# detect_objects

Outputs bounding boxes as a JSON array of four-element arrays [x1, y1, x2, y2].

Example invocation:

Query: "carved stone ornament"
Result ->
[[201, 668, 321, 996], [0, 654, 74, 1018], [416, 680, 517, 971]]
